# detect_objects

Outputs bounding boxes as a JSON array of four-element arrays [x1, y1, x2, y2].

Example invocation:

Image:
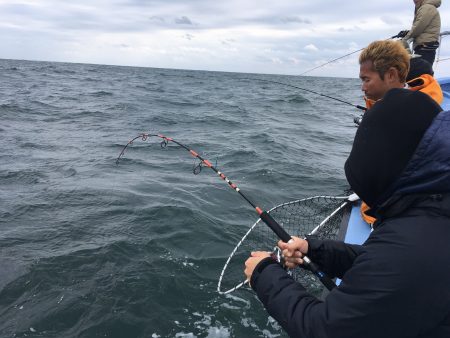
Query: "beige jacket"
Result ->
[[402, 0, 441, 49]]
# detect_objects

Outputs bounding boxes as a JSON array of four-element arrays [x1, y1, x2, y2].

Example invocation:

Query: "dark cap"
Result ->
[[344, 88, 442, 208], [406, 57, 434, 82]]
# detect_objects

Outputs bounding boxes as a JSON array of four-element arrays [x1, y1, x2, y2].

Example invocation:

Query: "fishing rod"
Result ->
[[240, 77, 367, 112], [298, 48, 364, 77], [299, 33, 405, 77], [116, 133, 337, 291]]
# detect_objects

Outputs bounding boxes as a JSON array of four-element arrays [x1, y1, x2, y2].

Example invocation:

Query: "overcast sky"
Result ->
[[1, 0, 449, 78]]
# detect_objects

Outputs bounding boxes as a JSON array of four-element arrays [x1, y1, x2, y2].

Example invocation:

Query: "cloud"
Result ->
[[304, 44, 319, 52], [289, 57, 301, 64], [338, 26, 362, 33], [280, 16, 312, 24], [380, 15, 402, 25], [149, 16, 165, 24], [271, 57, 283, 64], [174, 16, 193, 25], [0, 0, 448, 77], [221, 38, 235, 45]]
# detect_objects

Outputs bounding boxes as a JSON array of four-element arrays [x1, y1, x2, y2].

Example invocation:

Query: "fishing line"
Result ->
[[298, 48, 364, 77], [298, 33, 404, 77], [117, 133, 337, 291], [238, 77, 366, 112], [250, 33, 407, 125], [238, 33, 414, 124]]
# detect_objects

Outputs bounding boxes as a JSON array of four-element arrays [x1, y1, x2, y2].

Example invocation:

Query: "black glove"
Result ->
[[396, 30, 409, 38]]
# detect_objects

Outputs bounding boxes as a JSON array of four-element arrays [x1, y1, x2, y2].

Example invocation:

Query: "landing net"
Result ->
[[217, 195, 352, 296]]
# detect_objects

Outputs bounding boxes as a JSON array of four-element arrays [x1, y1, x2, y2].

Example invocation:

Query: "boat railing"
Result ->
[[437, 31, 450, 63]]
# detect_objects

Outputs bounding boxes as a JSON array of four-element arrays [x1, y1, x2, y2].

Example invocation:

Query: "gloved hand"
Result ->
[[396, 30, 409, 38]]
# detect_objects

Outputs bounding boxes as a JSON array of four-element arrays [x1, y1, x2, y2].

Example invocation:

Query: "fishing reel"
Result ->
[[270, 246, 284, 264], [271, 246, 298, 277], [354, 114, 363, 126]]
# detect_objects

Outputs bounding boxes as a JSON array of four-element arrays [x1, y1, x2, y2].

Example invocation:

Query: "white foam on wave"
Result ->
[[205, 326, 231, 337], [175, 332, 195, 337]]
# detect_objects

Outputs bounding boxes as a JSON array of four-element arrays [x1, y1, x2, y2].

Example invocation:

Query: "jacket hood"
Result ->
[[345, 88, 444, 209], [421, 0, 441, 8], [384, 108, 450, 198]]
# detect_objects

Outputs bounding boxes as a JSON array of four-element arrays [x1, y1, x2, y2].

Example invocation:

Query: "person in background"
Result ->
[[244, 88, 450, 338], [398, 0, 441, 66]]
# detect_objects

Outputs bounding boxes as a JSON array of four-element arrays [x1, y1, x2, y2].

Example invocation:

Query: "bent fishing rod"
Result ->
[[116, 133, 337, 291]]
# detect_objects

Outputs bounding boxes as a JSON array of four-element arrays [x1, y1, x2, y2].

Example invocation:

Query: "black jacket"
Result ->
[[251, 106, 450, 337]]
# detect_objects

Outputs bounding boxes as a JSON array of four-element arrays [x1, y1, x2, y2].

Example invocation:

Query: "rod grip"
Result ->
[[259, 211, 291, 242], [303, 257, 336, 291], [259, 211, 336, 291]]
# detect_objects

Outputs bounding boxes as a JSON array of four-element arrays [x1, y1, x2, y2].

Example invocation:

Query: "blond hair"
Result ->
[[359, 40, 410, 83]]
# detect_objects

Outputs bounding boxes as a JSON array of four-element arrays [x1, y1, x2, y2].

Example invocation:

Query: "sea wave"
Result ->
[[0, 58, 360, 338]]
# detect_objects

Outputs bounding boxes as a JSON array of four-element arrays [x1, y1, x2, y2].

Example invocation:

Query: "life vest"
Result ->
[[406, 74, 443, 105], [363, 75, 442, 111], [360, 75, 443, 225], [364, 97, 377, 110]]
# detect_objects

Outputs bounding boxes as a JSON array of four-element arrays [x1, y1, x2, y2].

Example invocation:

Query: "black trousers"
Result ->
[[414, 42, 439, 66]]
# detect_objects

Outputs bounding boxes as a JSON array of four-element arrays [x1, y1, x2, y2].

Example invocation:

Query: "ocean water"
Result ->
[[0, 59, 362, 337]]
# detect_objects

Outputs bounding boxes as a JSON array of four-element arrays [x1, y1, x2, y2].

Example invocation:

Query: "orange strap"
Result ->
[[360, 202, 376, 225]]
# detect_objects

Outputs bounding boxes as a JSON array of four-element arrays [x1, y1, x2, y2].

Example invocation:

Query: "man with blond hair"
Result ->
[[358, 39, 442, 224], [358, 40, 410, 109], [359, 40, 442, 112]]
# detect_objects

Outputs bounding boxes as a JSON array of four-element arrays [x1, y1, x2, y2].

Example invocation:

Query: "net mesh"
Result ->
[[217, 195, 351, 296]]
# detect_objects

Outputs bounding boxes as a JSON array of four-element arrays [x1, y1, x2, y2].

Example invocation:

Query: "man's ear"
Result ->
[[385, 67, 400, 83]]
